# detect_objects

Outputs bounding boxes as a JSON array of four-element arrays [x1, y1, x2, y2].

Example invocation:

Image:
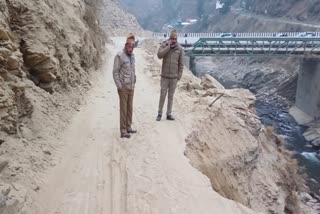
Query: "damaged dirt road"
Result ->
[[27, 38, 258, 214]]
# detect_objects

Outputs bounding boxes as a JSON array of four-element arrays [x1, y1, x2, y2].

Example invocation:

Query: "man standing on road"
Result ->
[[113, 33, 137, 138], [156, 29, 184, 121]]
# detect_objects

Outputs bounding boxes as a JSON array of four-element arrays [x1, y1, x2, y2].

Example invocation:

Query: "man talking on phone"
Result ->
[[156, 29, 184, 121]]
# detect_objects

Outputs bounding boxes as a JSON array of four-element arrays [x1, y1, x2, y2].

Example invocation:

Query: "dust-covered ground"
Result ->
[[21, 38, 262, 214], [1, 1, 319, 211]]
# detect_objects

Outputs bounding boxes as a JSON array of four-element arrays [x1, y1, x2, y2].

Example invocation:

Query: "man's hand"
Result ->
[[168, 39, 176, 45]]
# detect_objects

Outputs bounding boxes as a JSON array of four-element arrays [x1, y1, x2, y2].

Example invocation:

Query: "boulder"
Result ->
[[38, 72, 56, 83], [194, 89, 206, 96], [7, 56, 20, 70], [24, 52, 49, 68], [304, 130, 320, 142], [310, 139, 320, 147], [203, 89, 215, 97], [203, 88, 226, 97], [4, 42, 17, 52], [0, 47, 11, 57], [8, 69, 25, 78], [190, 82, 203, 90], [201, 74, 224, 90], [39, 82, 54, 93], [31, 57, 58, 76]]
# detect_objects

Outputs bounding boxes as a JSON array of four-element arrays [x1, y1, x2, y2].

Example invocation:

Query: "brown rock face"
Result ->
[[7, 55, 21, 70], [0, 29, 12, 41], [0, 0, 106, 135], [201, 74, 225, 90], [37, 72, 56, 83]]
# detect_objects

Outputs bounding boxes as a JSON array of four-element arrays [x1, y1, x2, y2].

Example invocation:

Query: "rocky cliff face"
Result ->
[[0, 0, 106, 136]]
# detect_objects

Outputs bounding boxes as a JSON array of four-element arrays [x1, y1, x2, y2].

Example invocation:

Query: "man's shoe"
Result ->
[[121, 133, 131, 138], [127, 128, 137, 134], [167, 115, 175, 121], [156, 114, 162, 121]]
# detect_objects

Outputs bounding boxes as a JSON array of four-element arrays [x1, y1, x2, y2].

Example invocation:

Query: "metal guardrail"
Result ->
[[153, 32, 320, 38], [184, 37, 320, 56]]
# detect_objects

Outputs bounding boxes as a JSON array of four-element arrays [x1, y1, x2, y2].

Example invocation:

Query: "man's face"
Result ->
[[170, 37, 177, 46], [125, 43, 135, 55]]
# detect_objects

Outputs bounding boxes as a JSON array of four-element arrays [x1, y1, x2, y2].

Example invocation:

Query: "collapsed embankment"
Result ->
[[141, 39, 319, 214]]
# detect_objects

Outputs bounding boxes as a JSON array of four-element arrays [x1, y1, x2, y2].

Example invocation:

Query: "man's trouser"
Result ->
[[158, 77, 178, 115], [118, 89, 134, 134]]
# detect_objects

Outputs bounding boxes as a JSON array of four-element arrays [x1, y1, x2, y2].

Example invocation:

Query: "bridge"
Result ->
[[153, 32, 320, 56], [153, 32, 320, 121], [153, 32, 320, 38], [183, 37, 320, 56]]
